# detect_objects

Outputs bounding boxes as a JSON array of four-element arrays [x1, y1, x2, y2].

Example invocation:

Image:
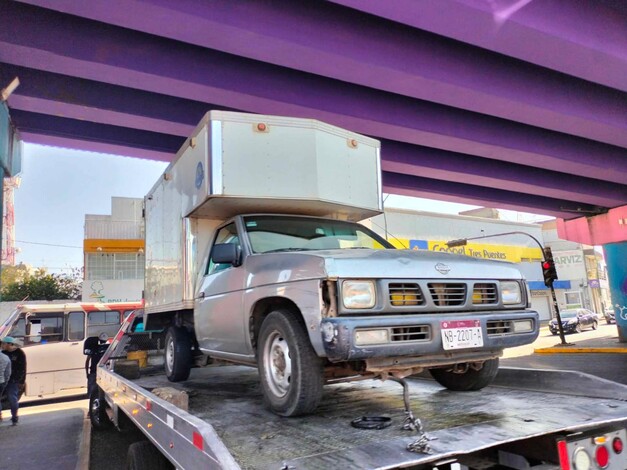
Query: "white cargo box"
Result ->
[[162, 110, 382, 221], [144, 111, 382, 312]]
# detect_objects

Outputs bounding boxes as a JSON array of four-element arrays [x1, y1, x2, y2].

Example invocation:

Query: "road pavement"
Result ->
[[0, 399, 88, 470]]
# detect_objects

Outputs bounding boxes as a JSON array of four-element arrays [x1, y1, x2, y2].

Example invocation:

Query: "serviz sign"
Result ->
[[389, 238, 543, 263]]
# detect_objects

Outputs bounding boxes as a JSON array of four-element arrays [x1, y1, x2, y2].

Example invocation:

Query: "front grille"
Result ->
[[390, 325, 430, 342], [472, 283, 498, 304], [487, 320, 513, 335], [427, 283, 467, 306], [389, 283, 424, 306]]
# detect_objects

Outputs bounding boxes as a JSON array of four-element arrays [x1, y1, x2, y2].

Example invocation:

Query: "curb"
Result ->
[[534, 346, 627, 354], [76, 410, 91, 470]]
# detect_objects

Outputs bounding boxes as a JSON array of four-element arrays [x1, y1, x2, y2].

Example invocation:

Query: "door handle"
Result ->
[[70, 342, 79, 346]]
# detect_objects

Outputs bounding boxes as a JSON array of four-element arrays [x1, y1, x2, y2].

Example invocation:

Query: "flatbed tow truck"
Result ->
[[90, 310, 627, 470]]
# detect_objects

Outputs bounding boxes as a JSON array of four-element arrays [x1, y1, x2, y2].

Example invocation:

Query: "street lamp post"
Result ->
[[446, 231, 569, 345]]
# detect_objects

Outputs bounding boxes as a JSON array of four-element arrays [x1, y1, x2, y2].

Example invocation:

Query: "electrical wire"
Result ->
[[15, 240, 82, 249]]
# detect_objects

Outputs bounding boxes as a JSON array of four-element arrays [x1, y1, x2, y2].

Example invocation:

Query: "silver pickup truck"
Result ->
[[143, 111, 539, 416]]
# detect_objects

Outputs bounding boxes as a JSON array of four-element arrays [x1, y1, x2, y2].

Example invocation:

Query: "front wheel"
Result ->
[[575, 323, 582, 333], [592, 321, 598, 330], [258, 310, 324, 416], [89, 386, 112, 430], [164, 326, 192, 382], [429, 358, 500, 391]]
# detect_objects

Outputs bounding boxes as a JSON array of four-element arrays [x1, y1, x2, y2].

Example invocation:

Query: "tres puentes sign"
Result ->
[[390, 238, 543, 263]]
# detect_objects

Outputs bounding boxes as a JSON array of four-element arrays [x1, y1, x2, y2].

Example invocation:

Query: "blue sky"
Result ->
[[13, 143, 538, 273], [14, 144, 167, 272]]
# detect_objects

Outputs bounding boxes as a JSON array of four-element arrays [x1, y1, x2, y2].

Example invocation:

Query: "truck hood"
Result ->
[[321, 249, 523, 279], [245, 248, 524, 283]]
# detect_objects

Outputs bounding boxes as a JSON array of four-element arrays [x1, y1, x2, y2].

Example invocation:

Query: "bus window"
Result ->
[[67, 311, 85, 341], [27, 315, 64, 344], [87, 310, 122, 338]]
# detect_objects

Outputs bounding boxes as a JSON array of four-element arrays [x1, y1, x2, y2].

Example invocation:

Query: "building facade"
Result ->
[[82, 197, 144, 303]]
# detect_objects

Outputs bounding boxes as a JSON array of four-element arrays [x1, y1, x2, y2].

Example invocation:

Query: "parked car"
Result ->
[[549, 308, 598, 335], [603, 308, 616, 324]]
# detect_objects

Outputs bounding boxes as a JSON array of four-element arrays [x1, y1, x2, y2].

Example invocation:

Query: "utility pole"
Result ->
[[446, 231, 569, 345]]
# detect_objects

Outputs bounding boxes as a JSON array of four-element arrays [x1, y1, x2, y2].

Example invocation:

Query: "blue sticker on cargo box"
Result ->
[[195, 162, 204, 189]]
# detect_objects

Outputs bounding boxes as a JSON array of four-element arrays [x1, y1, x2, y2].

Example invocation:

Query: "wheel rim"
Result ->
[[91, 397, 102, 422], [166, 336, 174, 373], [263, 330, 292, 398]]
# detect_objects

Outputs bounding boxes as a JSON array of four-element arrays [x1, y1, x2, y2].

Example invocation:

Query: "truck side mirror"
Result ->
[[211, 243, 242, 267]]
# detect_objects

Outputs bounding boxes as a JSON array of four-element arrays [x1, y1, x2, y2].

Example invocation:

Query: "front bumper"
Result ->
[[549, 323, 577, 334], [321, 310, 539, 362]]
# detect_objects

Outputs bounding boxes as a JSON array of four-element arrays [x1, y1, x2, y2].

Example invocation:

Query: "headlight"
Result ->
[[342, 280, 376, 309], [501, 281, 522, 304]]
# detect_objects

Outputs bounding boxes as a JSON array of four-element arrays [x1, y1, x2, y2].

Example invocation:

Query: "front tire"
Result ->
[[89, 386, 112, 430], [258, 310, 324, 416], [592, 321, 598, 330], [164, 326, 192, 382], [429, 358, 500, 391], [575, 323, 582, 333]]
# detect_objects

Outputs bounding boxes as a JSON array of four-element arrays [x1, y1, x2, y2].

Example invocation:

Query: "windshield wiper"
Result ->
[[262, 248, 312, 253]]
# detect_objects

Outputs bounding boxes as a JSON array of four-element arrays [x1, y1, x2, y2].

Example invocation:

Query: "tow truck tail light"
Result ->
[[613, 437, 623, 454], [595, 445, 609, 468]]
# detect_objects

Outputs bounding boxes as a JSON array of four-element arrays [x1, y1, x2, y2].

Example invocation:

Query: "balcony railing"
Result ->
[[85, 219, 144, 240]]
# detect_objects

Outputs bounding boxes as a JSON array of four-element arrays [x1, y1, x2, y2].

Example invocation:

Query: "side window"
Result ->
[[67, 311, 85, 341], [26, 314, 64, 345], [206, 223, 240, 275], [87, 310, 122, 338]]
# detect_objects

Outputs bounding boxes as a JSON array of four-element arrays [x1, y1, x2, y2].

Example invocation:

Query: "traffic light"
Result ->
[[542, 247, 558, 287]]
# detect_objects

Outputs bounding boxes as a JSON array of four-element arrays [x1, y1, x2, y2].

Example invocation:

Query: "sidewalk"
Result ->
[[534, 329, 627, 354]]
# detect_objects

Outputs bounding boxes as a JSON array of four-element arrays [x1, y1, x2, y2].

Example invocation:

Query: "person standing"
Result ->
[[1, 336, 26, 425], [0, 348, 10, 422]]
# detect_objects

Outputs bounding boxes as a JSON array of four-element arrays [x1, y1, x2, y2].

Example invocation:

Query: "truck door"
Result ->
[[195, 222, 248, 355]]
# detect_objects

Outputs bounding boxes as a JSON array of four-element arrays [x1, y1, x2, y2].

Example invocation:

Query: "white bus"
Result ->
[[0, 302, 142, 401]]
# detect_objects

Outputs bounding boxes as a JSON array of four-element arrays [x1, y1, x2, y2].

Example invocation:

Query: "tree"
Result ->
[[0, 263, 30, 287], [1, 267, 82, 301]]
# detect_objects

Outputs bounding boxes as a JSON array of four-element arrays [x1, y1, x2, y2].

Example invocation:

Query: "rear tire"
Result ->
[[89, 386, 112, 430], [429, 358, 500, 391], [127, 441, 172, 470], [164, 326, 192, 382], [258, 310, 324, 416]]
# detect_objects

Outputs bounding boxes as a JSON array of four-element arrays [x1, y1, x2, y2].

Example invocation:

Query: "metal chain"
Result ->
[[389, 377, 435, 454]]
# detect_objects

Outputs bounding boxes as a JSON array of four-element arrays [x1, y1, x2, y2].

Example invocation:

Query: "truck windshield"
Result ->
[[244, 215, 394, 253]]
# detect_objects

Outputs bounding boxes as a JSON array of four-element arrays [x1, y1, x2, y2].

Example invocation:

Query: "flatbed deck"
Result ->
[[128, 365, 627, 469]]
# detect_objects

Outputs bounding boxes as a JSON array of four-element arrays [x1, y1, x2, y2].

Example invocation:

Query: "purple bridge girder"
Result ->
[[0, 0, 625, 224]]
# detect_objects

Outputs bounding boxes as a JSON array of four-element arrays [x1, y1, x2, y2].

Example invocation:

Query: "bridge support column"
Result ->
[[603, 242, 627, 342]]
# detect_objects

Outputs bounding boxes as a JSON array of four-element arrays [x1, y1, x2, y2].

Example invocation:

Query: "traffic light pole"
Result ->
[[446, 231, 569, 345]]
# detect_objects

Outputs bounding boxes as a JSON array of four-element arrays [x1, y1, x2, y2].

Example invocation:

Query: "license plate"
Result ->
[[440, 320, 483, 350]]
